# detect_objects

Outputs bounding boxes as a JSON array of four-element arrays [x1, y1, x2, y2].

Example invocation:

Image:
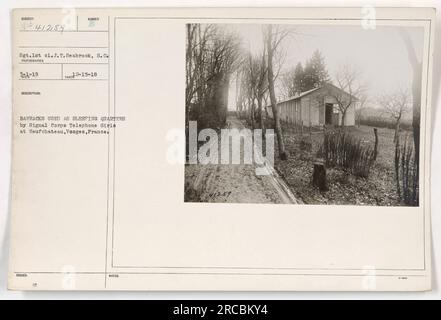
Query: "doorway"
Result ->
[[325, 103, 333, 125]]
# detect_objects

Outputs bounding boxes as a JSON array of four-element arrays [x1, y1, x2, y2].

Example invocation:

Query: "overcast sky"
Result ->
[[225, 24, 424, 109]]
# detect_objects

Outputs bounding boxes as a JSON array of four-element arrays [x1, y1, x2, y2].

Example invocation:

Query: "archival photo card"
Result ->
[[8, 7, 434, 291]]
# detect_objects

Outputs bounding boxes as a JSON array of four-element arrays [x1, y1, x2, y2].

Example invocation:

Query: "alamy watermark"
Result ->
[[166, 121, 275, 175], [361, 5, 377, 30]]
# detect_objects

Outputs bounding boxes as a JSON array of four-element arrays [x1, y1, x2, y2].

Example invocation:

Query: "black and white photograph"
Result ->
[[184, 23, 424, 206], [2, 6, 436, 294]]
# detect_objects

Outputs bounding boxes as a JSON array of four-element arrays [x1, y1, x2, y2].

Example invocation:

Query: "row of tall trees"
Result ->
[[236, 25, 293, 159], [237, 49, 268, 131], [186, 24, 241, 130]]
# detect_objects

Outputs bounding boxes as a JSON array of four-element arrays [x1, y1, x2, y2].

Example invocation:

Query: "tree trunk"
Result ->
[[258, 95, 265, 148], [313, 159, 328, 191], [257, 96, 264, 129], [373, 128, 378, 161], [266, 26, 288, 160], [341, 109, 346, 127], [394, 120, 401, 143], [250, 100, 255, 130], [400, 30, 421, 166], [411, 63, 421, 166], [394, 138, 401, 198]]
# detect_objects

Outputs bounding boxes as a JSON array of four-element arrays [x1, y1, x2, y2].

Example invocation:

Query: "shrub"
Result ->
[[318, 131, 376, 178], [299, 137, 312, 152], [359, 116, 412, 131]]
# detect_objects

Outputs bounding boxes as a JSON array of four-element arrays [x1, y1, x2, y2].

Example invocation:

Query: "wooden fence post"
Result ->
[[373, 128, 378, 160], [313, 158, 328, 191]]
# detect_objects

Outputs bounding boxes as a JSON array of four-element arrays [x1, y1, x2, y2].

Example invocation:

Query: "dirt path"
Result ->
[[185, 116, 300, 204]]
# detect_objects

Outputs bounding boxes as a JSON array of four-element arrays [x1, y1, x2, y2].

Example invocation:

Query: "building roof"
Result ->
[[266, 83, 358, 109], [276, 87, 322, 105]]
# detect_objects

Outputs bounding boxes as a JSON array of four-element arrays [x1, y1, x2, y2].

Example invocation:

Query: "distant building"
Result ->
[[266, 83, 358, 127]]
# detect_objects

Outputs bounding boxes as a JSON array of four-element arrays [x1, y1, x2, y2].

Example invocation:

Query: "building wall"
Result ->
[[305, 96, 322, 126], [301, 98, 309, 125], [344, 102, 356, 126], [266, 86, 356, 127], [273, 99, 303, 124]]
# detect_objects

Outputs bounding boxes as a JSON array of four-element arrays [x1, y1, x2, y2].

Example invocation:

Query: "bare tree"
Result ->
[[256, 40, 269, 131], [239, 46, 269, 129], [377, 87, 411, 143], [280, 66, 297, 99], [329, 64, 365, 127], [185, 24, 241, 128], [355, 94, 368, 127], [264, 24, 292, 160], [245, 53, 260, 128]]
